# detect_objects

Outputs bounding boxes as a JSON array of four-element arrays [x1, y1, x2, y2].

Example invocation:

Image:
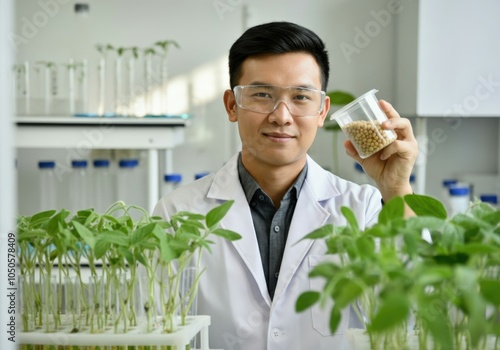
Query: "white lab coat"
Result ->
[[153, 153, 382, 350]]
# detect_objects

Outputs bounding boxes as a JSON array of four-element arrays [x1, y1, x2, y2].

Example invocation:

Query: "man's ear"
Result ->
[[224, 89, 238, 122], [317, 95, 330, 127]]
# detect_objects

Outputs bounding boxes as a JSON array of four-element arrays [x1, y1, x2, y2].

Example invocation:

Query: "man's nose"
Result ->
[[269, 100, 294, 124]]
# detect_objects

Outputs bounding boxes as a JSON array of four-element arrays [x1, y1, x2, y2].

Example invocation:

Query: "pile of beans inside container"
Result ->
[[343, 120, 396, 158]]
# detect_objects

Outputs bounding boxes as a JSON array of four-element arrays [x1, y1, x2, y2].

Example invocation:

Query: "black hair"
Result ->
[[228, 21, 330, 90]]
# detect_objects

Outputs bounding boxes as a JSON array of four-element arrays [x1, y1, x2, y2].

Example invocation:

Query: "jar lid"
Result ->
[[71, 160, 88, 168], [38, 161, 55, 169], [480, 194, 498, 205], [119, 159, 139, 168], [93, 159, 110, 167], [449, 187, 469, 196], [442, 179, 458, 187], [164, 173, 182, 183]]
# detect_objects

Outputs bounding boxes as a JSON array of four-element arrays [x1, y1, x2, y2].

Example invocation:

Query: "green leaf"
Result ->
[[457, 243, 500, 254], [295, 291, 320, 312], [94, 239, 109, 259], [369, 291, 410, 332], [327, 90, 356, 105], [118, 247, 135, 266], [332, 278, 364, 308], [329, 306, 342, 334], [364, 225, 390, 238], [152, 225, 176, 263], [130, 223, 156, 245], [177, 222, 202, 236], [17, 229, 47, 242], [378, 196, 405, 225], [211, 228, 242, 241], [206, 200, 234, 229], [405, 216, 447, 231], [158, 237, 176, 263], [97, 230, 129, 247], [72, 221, 96, 249], [134, 250, 148, 266], [482, 210, 500, 226], [300, 224, 333, 242], [46, 211, 66, 237], [29, 210, 56, 226], [309, 262, 339, 278], [479, 279, 500, 305], [356, 235, 375, 257], [415, 266, 453, 286], [404, 194, 447, 219], [341, 207, 359, 232]]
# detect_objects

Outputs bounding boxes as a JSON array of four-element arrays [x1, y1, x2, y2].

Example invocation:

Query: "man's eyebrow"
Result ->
[[247, 82, 318, 90], [247, 81, 272, 86]]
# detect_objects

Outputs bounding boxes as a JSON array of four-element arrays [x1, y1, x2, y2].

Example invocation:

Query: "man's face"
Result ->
[[224, 52, 330, 171]]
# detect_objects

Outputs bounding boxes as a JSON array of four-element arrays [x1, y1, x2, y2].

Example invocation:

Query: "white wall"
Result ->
[[14, 0, 499, 215]]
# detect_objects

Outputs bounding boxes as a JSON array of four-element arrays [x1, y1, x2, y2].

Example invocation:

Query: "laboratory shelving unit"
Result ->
[[15, 115, 190, 212]]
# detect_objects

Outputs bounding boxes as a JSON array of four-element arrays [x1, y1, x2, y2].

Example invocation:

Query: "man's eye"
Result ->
[[253, 92, 272, 98], [294, 94, 310, 101]]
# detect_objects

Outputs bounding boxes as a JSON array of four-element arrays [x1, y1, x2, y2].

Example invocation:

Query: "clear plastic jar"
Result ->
[[116, 159, 139, 206], [448, 186, 470, 217], [441, 179, 458, 211], [38, 160, 57, 211], [330, 89, 397, 159], [93, 159, 114, 213], [69, 160, 88, 213]]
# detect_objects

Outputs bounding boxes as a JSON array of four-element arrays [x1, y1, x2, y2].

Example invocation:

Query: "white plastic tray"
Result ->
[[18, 315, 210, 349]]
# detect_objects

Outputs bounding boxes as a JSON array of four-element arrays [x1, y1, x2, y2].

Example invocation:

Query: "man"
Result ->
[[153, 21, 418, 350]]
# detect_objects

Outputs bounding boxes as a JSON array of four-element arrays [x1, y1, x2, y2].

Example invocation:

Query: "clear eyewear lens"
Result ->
[[234, 85, 325, 117]]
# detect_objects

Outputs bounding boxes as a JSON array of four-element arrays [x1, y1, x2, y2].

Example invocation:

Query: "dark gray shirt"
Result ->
[[237, 153, 307, 300]]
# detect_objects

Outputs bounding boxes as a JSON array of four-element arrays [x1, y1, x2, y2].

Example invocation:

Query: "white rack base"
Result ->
[[18, 315, 210, 349]]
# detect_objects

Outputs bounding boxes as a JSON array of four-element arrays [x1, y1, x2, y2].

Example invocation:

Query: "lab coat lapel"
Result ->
[[272, 157, 336, 303], [208, 155, 272, 306]]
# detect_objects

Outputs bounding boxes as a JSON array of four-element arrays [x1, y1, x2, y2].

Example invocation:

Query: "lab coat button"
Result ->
[[271, 328, 282, 341], [274, 225, 280, 233]]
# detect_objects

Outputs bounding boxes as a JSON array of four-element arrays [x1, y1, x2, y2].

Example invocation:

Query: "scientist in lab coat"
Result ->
[[153, 21, 418, 350]]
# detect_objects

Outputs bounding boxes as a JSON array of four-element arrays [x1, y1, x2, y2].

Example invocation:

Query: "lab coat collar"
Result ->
[[206, 154, 341, 307], [207, 153, 341, 200]]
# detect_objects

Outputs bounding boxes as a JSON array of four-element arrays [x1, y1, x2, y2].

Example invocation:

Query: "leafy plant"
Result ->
[[17, 200, 241, 347], [296, 194, 500, 350]]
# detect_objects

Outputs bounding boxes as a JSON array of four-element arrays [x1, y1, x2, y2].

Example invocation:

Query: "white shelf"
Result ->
[[15, 115, 189, 150]]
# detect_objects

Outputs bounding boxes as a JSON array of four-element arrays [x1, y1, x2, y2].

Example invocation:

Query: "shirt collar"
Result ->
[[237, 152, 308, 204]]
